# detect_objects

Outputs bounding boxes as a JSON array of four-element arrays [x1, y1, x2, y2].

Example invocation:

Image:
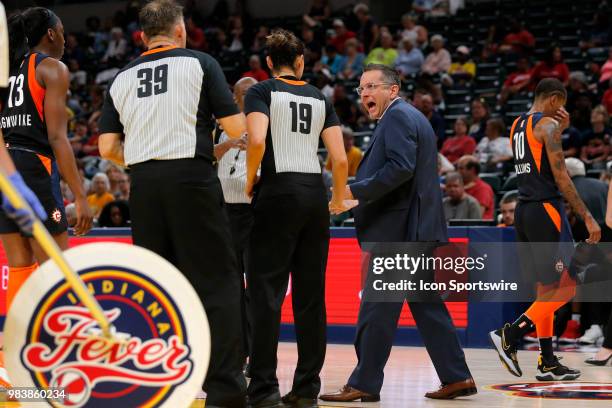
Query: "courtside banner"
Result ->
[[4, 243, 209, 407], [0, 235, 469, 329]]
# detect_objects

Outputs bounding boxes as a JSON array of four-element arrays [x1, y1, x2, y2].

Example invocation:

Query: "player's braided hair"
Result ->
[[139, 0, 183, 38], [265, 29, 304, 72], [7, 8, 59, 70]]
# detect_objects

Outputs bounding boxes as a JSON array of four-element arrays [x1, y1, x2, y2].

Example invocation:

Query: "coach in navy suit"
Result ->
[[320, 65, 477, 402]]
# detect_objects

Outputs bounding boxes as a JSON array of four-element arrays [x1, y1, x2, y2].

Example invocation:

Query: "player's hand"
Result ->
[[1, 172, 47, 236], [245, 175, 260, 199], [73, 196, 93, 236], [584, 214, 601, 244], [553, 107, 570, 132]]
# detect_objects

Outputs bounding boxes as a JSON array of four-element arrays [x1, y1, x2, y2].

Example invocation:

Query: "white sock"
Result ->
[[571, 313, 580, 322]]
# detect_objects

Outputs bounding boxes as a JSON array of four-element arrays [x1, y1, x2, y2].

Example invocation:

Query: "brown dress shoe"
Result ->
[[319, 384, 380, 402], [425, 378, 477, 399]]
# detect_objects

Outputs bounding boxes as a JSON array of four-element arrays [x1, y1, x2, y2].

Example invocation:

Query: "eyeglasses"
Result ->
[[354, 82, 394, 96]]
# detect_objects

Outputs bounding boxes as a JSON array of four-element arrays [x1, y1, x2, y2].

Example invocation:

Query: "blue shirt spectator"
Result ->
[[395, 37, 424, 77]]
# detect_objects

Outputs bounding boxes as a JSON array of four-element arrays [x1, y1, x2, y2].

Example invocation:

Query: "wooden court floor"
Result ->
[[0, 342, 609, 407], [190, 342, 612, 408]]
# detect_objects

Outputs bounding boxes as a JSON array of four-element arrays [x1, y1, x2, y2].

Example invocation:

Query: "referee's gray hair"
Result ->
[[92, 172, 111, 191], [363, 64, 401, 88]]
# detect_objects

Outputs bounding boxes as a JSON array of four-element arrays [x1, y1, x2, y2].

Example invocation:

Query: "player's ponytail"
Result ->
[[7, 8, 59, 70]]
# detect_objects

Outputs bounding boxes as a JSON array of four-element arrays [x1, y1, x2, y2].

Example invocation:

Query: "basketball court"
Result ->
[[189, 343, 611, 407]]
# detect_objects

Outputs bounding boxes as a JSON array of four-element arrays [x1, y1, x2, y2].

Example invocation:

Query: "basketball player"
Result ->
[[244, 29, 348, 408], [0, 7, 93, 299], [489, 78, 601, 380]]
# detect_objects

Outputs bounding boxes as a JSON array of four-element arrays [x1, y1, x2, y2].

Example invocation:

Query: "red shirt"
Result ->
[[503, 70, 534, 91], [241, 69, 269, 82], [503, 30, 535, 52], [602, 89, 612, 115], [440, 135, 476, 163], [330, 31, 356, 52], [532, 61, 569, 84], [465, 178, 494, 220]]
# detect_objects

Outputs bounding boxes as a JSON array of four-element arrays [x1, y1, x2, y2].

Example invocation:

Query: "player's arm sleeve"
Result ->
[[203, 56, 240, 118], [323, 97, 340, 130], [244, 83, 271, 117], [99, 86, 124, 134]]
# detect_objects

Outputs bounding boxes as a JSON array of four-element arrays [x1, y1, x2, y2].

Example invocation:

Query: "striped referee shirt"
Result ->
[[217, 131, 252, 204], [244, 76, 339, 178], [98, 46, 238, 166]]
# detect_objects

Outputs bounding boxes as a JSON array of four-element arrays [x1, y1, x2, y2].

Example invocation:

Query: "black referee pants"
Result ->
[[130, 159, 247, 407], [247, 176, 329, 403], [225, 203, 255, 361]]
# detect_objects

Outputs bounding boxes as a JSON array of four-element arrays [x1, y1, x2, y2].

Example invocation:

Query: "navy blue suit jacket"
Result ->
[[350, 99, 448, 244]]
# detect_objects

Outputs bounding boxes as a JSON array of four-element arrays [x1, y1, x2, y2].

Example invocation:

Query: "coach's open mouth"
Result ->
[[366, 101, 377, 114]]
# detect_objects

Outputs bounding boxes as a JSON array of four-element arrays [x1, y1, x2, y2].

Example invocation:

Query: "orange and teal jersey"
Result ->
[[0, 53, 52, 158], [510, 112, 561, 202]]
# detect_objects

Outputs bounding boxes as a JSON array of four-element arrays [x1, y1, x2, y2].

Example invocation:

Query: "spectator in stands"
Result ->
[[457, 155, 495, 220], [353, 3, 379, 53], [412, 0, 449, 17], [532, 45, 570, 86], [580, 10, 612, 55], [399, 13, 417, 44], [85, 16, 107, 57], [440, 117, 476, 164], [252, 25, 270, 54], [186, 16, 207, 51], [332, 85, 358, 128], [337, 38, 365, 80], [322, 45, 346, 77], [330, 19, 356, 53], [242, 55, 269, 81], [301, 26, 322, 70], [394, 37, 424, 78], [102, 27, 127, 65], [498, 56, 533, 106], [116, 172, 130, 201], [468, 98, 490, 142], [65, 203, 77, 227], [325, 126, 362, 177], [581, 105, 611, 169], [476, 118, 513, 173], [566, 157, 609, 228], [562, 125, 583, 158], [364, 31, 397, 67], [421, 34, 451, 76], [602, 78, 612, 115], [64, 33, 85, 66], [499, 19, 535, 56], [303, 0, 331, 28], [129, 30, 146, 60], [105, 164, 125, 197], [227, 16, 244, 52], [448, 45, 476, 82], [414, 90, 446, 144], [598, 47, 612, 88], [69, 120, 88, 156], [87, 173, 115, 218], [98, 200, 130, 228], [498, 192, 518, 227], [443, 172, 482, 222], [567, 71, 598, 115]]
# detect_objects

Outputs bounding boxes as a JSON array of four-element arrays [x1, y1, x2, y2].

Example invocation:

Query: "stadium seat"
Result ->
[[480, 173, 502, 193], [501, 174, 518, 192]]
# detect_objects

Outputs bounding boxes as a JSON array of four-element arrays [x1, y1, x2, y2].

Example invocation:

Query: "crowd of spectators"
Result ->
[[33, 0, 612, 227]]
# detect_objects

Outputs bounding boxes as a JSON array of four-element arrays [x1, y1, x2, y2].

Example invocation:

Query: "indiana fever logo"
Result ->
[[22, 266, 193, 407], [490, 382, 612, 400]]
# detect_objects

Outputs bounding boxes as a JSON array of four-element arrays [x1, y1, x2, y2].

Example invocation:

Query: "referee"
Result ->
[[244, 29, 348, 408], [98, 1, 247, 407]]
